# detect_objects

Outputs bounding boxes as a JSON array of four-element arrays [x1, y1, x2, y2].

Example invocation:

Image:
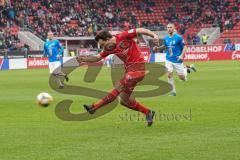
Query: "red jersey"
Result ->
[[100, 29, 145, 71]]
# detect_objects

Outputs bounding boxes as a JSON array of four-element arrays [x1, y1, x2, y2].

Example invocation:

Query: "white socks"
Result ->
[[181, 68, 188, 81], [168, 77, 176, 93]]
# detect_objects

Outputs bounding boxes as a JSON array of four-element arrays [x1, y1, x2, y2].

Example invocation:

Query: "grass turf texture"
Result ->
[[0, 61, 239, 160]]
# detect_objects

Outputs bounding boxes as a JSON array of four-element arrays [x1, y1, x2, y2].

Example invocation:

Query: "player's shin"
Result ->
[[92, 89, 121, 110], [126, 99, 150, 115], [53, 73, 64, 88], [183, 68, 188, 81], [120, 100, 138, 111], [168, 77, 176, 93]]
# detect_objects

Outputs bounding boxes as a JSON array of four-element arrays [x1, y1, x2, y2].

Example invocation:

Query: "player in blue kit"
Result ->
[[154, 23, 196, 96], [43, 31, 69, 89]]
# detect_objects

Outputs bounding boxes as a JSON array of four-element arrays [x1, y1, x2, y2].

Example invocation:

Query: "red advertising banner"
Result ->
[[183, 45, 240, 61], [27, 58, 49, 69], [184, 50, 240, 61], [232, 51, 240, 60], [186, 45, 225, 53]]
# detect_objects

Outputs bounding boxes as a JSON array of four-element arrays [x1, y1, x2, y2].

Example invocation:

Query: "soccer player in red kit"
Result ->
[[76, 28, 159, 126]]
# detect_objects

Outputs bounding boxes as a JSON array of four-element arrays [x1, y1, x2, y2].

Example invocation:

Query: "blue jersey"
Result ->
[[164, 33, 185, 63], [44, 39, 63, 62]]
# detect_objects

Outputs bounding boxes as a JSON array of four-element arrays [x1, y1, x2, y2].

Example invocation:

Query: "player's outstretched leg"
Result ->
[[64, 74, 69, 82], [167, 72, 177, 96], [119, 92, 155, 126], [83, 88, 121, 114], [186, 64, 197, 73], [146, 110, 155, 127], [120, 99, 155, 127], [179, 64, 197, 82], [56, 72, 69, 82], [52, 73, 65, 89], [83, 104, 95, 114], [190, 64, 197, 72]]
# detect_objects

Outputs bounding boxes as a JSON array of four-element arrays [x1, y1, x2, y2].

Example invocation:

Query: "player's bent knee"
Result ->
[[178, 75, 186, 81]]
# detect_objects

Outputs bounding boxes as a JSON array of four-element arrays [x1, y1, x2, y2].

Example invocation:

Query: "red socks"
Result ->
[[92, 89, 150, 115], [93, 89, 120, 110], [125, 99, 150, 115]]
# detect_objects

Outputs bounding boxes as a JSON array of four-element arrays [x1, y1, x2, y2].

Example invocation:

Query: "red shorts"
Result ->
[[119, 70, 146, 95]]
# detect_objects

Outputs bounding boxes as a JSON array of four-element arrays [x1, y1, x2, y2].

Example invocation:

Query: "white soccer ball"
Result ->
[[36, 92, 53, 107]]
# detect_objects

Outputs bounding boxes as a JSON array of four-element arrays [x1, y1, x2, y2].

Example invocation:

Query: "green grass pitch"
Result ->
[[0, 61, 239, 160]]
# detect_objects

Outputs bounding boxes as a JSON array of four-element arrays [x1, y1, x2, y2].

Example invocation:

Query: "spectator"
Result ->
[[179, 25, 186, 35], [6, 7, 16, 20], [145, 7, 153, 13], [192, 34, 201, 45], [225, 19, 234, 29], [187, 34, 192, 45], [201, 34, 209, 45], [232, 5, 239, 12], [235, 13, 240, 22], [224, 41, 235, 51]]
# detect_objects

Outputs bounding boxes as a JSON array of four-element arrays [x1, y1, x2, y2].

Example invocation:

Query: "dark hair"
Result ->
[[95, 30, 113, 42]]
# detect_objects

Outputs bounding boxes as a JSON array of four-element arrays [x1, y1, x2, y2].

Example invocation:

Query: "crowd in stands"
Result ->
[[165, 0, 240, 44], [2, 0, 189, 39], [199, 0, 240, 31], [0, 2, 28, 52], [5, 0, 145, 38], [0, 0, 240, 51], [0, 0, 163, 50], [0, 28, 28, 51]]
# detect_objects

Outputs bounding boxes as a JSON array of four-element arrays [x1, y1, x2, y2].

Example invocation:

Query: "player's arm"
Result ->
[[59, 45, 64, 56], [76, 54, 102, 63], [178, 36, 186, 60], [136, 28, 167, 53], [121, 28, 158, 42], [57, 40, 64, 56], [153, 45, 167, 53], [179, 46, 187, 59], [136, 28, 159, 43], [153, 38, 167, 53]]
